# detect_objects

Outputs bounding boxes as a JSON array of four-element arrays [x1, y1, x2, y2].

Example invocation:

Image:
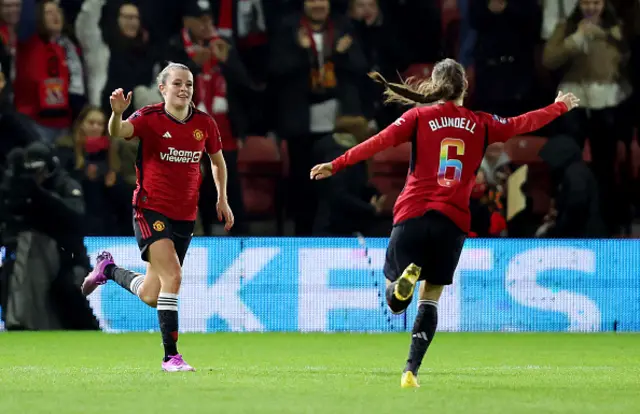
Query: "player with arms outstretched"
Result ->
[[310, 58, 579, 388], [81, 62, 234, 372]]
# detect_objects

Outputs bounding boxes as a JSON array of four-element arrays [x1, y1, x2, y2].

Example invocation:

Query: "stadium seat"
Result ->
[[440, 0, 460, 33], [237, 136, 285, 234], [237, 135, 282, 174], [402, 63, 434, 81], [503, 135, 548, 165], [370, 143, 411, 215]]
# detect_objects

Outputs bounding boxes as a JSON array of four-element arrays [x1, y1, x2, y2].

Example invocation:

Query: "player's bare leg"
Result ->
[[81, 243, 193, 372], [81, 254, 160, 308], [136, 264, 161, 307], [401, 281, 444, 388], [147, 239, 194, 372]]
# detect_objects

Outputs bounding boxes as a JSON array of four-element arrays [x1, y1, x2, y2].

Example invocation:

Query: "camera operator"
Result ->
[[0, 141, 99, 330]]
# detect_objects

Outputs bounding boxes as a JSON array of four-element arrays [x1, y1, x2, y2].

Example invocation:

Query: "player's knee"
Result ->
[[140, 296, 158, 308], [161, 266, 182, 292]]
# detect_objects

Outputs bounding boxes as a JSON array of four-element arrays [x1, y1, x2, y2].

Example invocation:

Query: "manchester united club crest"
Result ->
[[153, 220, 165, 232], [193, 129, 204, 141]]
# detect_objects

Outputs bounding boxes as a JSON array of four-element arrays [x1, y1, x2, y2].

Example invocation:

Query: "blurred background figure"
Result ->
[[348, 0, 409, 131], [0, 141, 98, 330], [537, 135, 608, 238], [14, 0, 85, 144], [0, 64, 39, 166], [55, 106, 131, 236], [166, 0, 250, 235], [0, 0, 21, 103], [543, 0, 633, 236], [76, 0, 156, 121], [470, 0, 540, 117], [268, 0, 366, 236]]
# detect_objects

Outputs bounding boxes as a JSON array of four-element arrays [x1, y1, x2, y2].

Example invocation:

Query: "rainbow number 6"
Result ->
[[437, 138, 465, 187]]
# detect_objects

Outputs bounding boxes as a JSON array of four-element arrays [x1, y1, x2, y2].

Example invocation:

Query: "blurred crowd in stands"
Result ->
[[0, 0, 639, 239]]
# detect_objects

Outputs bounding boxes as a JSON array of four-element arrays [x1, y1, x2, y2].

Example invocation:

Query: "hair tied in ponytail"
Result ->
[[368, 71, 389, 86]]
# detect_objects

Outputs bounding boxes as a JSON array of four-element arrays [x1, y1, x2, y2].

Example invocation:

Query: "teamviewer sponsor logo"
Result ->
[[160, 147, 202, 163]]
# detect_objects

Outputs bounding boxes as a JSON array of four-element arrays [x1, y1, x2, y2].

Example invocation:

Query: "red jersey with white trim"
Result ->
[[331, 101, 568, 233], [125, 103, 222, 221]]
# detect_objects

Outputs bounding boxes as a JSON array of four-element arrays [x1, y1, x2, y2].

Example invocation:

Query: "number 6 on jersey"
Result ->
[[437, 138, 465, 187]]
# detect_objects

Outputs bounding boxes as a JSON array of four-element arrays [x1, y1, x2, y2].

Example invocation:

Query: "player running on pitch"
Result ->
[[82, 62, 234, 372], [310, 58, 579, 388]]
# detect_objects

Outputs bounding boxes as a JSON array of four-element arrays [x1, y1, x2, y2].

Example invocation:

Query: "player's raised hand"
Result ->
[[310, 163, 333, 180], [217, 199, 235, 232], [110, 88, 132, 115], [555, 90, 580, 111]]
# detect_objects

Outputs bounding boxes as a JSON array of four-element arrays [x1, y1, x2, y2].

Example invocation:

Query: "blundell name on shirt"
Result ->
[[429, 117, 476, 133]]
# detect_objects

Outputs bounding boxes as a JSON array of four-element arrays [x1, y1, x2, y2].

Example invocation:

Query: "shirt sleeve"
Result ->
[[331, 107, 419, 173], [126, 109, 149, 140], [479, 102, 568, 145], [205, 117, 223, 154]]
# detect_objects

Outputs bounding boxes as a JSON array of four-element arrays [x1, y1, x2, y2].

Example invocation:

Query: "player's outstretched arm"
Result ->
[[108, 88, 134, 138], [485, 91, 579, 144], [310, 108, 419, 180]]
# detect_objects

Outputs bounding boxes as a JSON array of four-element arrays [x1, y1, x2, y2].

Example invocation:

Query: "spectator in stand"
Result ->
[[14, 0, 86, 144], [55, 106, 131, 235], [106, 0, 192, 48], [210, 0, 271, 135], [457, 0, 477, 68], [0, 0, 20, 103], [469, 144, 510, 238], [348, 0, 410, 131], [479, 142, 511, 186], [537, 134, 607, 238], [378, 0, 442, 64], [0, 64, 40, 165], [165, 0, 250, 235], [542, 0, 577, 41], [470, 0, 540, 117], [268, 0, 366, 235], [543, 0, 633, 236], [76, 0, 157, 121]]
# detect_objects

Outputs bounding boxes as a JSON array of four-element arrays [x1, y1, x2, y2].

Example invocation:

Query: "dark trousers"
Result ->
[[285, 135, 322, 236], [558, 103, 634, 234]]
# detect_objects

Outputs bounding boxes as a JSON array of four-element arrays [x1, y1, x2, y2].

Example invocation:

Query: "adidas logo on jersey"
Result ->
[[162, 131, 172, 139]]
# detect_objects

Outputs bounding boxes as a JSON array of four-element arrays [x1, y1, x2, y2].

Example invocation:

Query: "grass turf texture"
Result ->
[[0, 333, 638, 414]]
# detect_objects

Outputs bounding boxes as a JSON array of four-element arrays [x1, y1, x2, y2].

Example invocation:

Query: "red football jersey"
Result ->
[[331, 101, 568, 233], [126, 103, 223, 221]]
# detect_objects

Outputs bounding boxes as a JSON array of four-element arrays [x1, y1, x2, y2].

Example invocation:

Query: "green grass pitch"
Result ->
[[1, 332, 639, 414]]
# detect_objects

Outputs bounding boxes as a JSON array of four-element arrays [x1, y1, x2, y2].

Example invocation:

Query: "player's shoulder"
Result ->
[[191, 106, 214, 122], [130, 103, 164, 119], [471, 109, 508, 125], [190, 106, 218, 128]]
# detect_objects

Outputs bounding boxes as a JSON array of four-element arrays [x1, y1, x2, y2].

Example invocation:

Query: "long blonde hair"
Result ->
[[369, 58, 467, 106]]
